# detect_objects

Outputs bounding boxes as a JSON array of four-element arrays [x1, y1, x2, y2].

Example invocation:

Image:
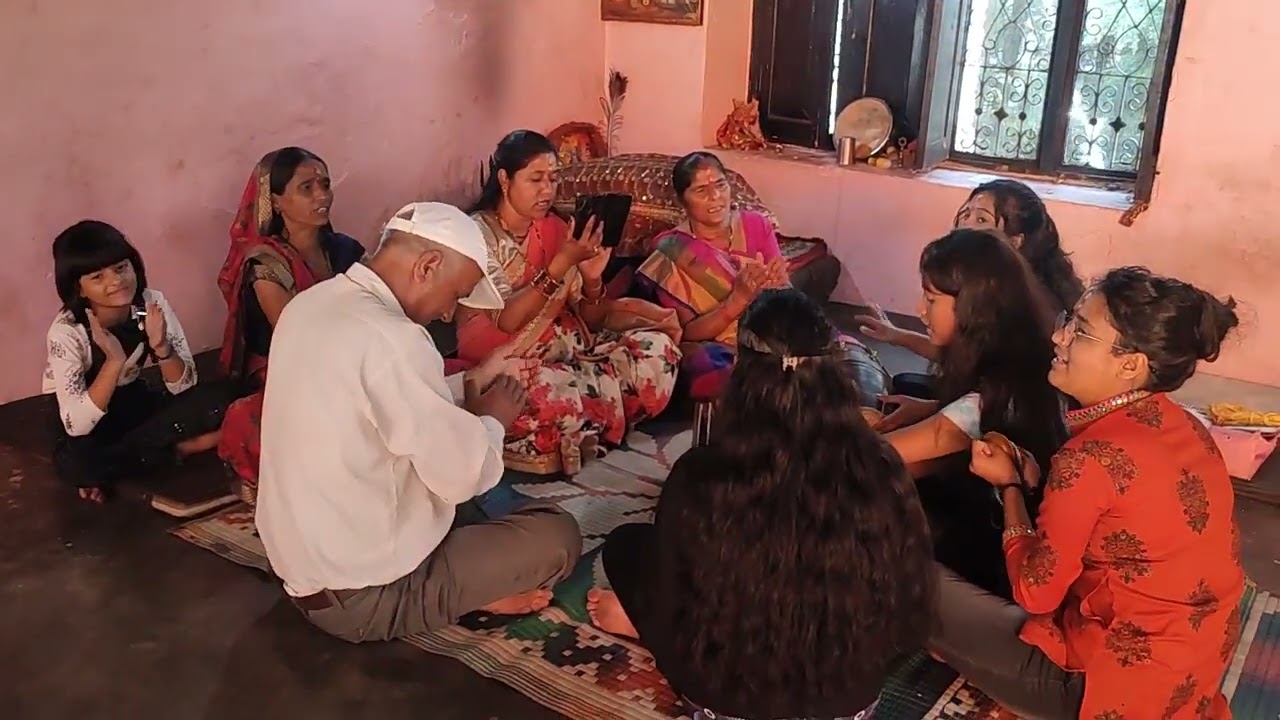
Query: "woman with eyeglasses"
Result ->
[[931, 267, 1245, 718]]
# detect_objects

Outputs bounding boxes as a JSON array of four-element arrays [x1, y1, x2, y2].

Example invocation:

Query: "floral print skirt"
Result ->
[[506, 317, 680, 473]]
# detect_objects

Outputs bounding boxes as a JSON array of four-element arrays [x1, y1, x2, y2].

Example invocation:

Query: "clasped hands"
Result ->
[[731, 252, 788, 302], [462, 343, 538, 430], [87, 301, 170, 367], [970, 432, 1042, 490]]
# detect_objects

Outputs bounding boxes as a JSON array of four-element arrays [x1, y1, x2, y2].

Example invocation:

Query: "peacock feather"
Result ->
[[599, 68, 629, 156]]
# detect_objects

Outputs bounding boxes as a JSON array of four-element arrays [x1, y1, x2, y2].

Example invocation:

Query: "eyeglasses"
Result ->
[[1055, 311, 1127, 351]]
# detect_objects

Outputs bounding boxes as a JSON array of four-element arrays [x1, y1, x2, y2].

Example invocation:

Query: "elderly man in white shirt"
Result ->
[[255, 201, 582, 643]]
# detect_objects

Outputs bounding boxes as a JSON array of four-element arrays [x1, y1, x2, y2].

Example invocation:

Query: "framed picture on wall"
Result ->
[[601, 0, 704, 26]]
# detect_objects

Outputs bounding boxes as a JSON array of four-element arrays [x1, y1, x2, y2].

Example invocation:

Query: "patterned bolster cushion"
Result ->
[[553, 153, 778, 257], [780, 235, 840, 304]]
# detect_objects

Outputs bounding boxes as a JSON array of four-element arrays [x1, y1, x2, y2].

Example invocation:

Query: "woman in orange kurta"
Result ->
[[931, 266, 1245, 719]]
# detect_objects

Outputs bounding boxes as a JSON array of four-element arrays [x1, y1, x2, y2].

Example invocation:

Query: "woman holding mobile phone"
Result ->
[[459, 130, 681, 475]]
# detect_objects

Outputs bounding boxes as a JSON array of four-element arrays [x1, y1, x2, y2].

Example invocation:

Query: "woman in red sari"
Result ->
[[216, 147, 366, 501], [932, 267, 1245, 718], [459, 130, 681, 474]]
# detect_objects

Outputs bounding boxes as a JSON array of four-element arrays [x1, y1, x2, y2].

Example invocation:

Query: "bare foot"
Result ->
[[77, 487, 106, 504], [176, 430, 221, 458], [586, 588, 639, 639], [480, 589, 552, 615]]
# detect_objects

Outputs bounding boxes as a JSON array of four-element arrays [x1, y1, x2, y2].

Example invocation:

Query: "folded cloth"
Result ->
[[1209, 426, 1278, 480]]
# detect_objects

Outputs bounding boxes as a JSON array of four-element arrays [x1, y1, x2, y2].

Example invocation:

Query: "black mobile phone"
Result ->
[[572, 195, 598, 239], [572, 193, 633, 248]]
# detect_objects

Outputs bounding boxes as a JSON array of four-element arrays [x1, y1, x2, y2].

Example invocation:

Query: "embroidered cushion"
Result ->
[[553, 153, 777, 257]]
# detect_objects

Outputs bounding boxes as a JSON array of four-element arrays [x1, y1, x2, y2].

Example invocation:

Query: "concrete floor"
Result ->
[[0, 444, 562, 720], [1, 306, 1276, 719]]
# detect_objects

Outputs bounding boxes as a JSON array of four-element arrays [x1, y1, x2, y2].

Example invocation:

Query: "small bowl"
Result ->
[[860, 407, 884, 427]]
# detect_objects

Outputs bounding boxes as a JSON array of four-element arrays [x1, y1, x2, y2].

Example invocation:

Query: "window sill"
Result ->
[[708, 146, 1135, 213], [923, 164, 1134, 212]]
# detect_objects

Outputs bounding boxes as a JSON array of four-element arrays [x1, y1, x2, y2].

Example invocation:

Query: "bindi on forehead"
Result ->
[[523, 154, 558, 173]]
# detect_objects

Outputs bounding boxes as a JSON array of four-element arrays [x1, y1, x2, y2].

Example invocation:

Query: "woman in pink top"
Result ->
[[635, 151, 788, 399]]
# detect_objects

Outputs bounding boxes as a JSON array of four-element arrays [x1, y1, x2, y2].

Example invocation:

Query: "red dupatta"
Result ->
[[216, 151, 322, 381]]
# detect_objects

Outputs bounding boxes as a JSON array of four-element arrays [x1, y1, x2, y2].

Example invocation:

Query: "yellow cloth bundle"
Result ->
[[1207, 403, 1280, 428]]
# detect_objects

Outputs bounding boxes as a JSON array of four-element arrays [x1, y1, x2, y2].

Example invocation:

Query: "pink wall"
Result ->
[[604, 0, 1280, 387], [0, 0, 604, 403], [604, 22, 707, 155], [602, 0, 752, 155]]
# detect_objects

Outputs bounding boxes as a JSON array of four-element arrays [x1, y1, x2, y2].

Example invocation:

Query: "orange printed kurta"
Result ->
[[1004, 393, 1244, 719]]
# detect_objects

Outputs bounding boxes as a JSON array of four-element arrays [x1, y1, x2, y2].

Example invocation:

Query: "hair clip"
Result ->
[[782, 356, 799, 372]]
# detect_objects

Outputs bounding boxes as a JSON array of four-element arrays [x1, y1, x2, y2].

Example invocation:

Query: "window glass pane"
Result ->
[[828, 0, 848, 135], [953, 0, 1060, 162], [1062, 0, 1167, 173]]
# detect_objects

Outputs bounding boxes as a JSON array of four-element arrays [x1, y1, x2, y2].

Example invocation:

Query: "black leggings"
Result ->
[[916, 469, 1014, 600], [890, 373, 1017, 599], [51, 380, 232, 491], [600, 522, 657, 640]]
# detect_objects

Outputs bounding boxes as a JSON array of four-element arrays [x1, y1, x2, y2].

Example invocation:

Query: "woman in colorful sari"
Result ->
[[458, 130, 681, 474], [934, 267, 1244, 718], [215, 147, 366, 499], [634, 151, 789, 399]]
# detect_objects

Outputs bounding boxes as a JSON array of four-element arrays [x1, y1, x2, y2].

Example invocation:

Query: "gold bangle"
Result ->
[[1002, 524, 1036, 543], [530, 270, 561, 297]]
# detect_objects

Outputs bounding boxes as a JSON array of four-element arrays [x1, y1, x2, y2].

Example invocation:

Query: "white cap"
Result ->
[[381, 202, 504, 310]]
